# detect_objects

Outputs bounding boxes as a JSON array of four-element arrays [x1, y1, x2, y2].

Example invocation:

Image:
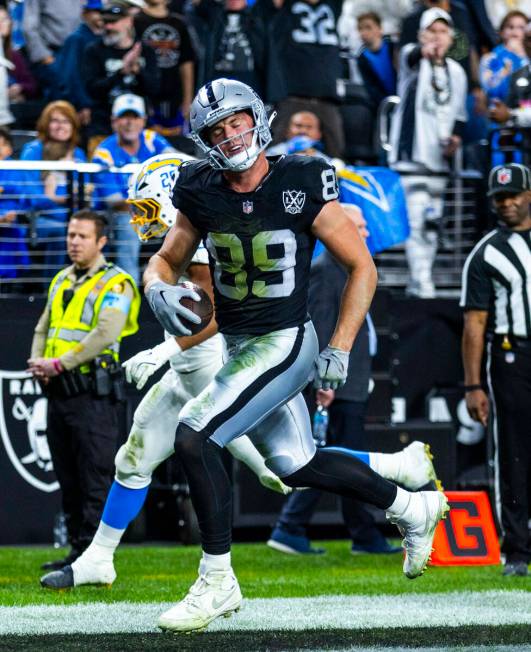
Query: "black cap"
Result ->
[[487, 163, 531, 197], [101, 3, 130, 21]]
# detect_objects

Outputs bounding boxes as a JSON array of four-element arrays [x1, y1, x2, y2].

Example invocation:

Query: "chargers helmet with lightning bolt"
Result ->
[[126, 153, 194, 241]]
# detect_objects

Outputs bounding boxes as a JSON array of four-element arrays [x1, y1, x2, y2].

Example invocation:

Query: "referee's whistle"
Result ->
[[501, 335, 512, 351]]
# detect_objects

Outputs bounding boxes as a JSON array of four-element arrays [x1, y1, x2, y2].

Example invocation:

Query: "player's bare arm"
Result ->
[[144, 211, 201, 289], [462, 309, 489, 426], [143, 211, 205, 337], [312, 200, 377, 353]]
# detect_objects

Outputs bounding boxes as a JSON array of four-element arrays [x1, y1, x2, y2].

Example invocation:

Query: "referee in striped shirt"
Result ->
[[460, 163, 531, 577]]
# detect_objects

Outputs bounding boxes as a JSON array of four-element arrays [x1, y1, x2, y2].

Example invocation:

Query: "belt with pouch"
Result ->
[[46, 355, 125, 401]]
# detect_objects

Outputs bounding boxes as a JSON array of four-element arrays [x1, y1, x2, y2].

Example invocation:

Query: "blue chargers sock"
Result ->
[[325, 447, 370, 466], [101, 481, 149, 530]]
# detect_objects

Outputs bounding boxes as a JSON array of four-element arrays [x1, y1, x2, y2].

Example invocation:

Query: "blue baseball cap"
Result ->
[[83, 0, 103, 10]]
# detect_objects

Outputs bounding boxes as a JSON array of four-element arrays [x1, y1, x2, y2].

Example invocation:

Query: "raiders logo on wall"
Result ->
[[0, 370, 58, 493]]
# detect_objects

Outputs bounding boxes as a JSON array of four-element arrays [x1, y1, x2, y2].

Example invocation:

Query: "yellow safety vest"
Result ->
[[44, 264, 140, 373]]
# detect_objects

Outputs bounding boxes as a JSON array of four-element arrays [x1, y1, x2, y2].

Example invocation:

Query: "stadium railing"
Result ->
[[0, 160, 147, 295], [376, 96, 483, 296], [0, 156, 483, 298]]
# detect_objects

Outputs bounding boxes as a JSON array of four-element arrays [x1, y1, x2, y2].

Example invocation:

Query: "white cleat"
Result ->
[[388, 491, 450, 579], [259, 471, 292, 495], [394, 441, 442, 491], [158, 568, 242, 633], [71, 553, 117, 587]]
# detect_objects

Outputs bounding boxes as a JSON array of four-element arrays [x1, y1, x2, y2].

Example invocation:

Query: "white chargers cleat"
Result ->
[[388, 490, 450, 579], [40, 554, 116, 590], [395, 441, 442, 491], [71, 553, 117, 586], [158, 568, 242, 634]]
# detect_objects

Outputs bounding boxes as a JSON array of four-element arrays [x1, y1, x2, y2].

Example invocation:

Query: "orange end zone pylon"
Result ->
[[431, 491, 500, 566]]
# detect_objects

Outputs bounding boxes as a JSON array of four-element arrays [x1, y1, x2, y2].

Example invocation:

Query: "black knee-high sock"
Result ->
[[283, 448, 397, 510], [175, 423, 233, 554]]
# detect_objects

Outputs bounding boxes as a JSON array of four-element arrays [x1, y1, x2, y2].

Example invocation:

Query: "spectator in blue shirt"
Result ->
[[480, 10, 529, 103], [0, 126, 30, 285], [356, 12, 397, 111], [20, 100, 86, 283], [56, 0, 104, 128], [91, 93, 174, 282]]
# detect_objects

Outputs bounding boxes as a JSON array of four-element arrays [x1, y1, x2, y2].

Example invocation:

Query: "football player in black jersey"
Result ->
[[144, 78, 449, 633]]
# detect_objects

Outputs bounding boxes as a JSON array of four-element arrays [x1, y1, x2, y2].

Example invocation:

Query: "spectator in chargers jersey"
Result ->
[[135, 0, 196, 138], [0, 126, 30, 284], [83, 1, 160, 152], [20, 100, 86, 284], [91, 93, 174, 283], [480, 11, 529, 104], [488, 21, 531, 165], [489, 23, 531, 126]]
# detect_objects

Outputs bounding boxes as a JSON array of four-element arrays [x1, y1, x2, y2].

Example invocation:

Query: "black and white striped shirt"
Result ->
[[460, 227, 531, 337]]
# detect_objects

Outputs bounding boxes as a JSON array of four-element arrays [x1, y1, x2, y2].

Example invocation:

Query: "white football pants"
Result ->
[[402, 175, 447, 298]]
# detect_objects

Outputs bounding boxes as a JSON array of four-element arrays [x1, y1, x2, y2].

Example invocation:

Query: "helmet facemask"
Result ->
[[191, 99, 272, 172], [127, 198, 170, 241]]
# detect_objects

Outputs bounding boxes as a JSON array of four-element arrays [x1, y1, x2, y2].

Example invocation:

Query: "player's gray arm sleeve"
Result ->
[[30, 304, 51, 358], [145, 281, 201, 337], [59, 284, 133, 371]]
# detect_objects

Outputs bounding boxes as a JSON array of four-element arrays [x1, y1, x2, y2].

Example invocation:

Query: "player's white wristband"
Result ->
[[156, 337, 182, 363]]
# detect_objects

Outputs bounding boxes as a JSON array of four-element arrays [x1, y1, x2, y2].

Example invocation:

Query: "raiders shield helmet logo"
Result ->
[[283, 190, 306, 215], [0, 370, 58, 492]]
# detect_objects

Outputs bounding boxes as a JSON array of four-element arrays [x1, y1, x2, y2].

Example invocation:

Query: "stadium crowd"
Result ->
[[0, 0, 529, 292]]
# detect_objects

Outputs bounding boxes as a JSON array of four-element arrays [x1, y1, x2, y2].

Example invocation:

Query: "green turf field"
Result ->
[[1, 542, 530, 650]]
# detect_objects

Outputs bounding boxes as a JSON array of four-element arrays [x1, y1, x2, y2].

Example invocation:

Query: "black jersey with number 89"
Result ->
[[172, 155, 339, 335]]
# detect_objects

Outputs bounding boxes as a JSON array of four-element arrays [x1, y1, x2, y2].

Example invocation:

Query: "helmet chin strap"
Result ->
[[214, 128, 261, 171]]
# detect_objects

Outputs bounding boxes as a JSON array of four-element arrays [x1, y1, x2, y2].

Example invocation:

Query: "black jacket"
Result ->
[[83, 39, 161, 135], [309, 251, 371, 403], [193, 0, 267, 96]]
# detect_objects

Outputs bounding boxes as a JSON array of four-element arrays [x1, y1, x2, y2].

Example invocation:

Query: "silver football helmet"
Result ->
[[189, 78, 273, 172]]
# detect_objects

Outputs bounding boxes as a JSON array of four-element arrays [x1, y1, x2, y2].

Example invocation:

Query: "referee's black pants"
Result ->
[[488, 342, 531, 564], [46, 393, 120, 553]]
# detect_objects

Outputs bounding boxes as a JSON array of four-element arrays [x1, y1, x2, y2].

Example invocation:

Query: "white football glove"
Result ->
[[122, 338, 181, 390], [313, 346, 349, 390], [259, 471, 293, 496], [145, 280, 201, 336]]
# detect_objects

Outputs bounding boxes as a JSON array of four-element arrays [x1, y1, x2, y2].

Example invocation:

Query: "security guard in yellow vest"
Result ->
[[28, 209, 140, 571]]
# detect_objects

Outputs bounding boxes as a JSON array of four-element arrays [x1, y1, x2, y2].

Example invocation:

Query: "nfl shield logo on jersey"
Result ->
[[283, 190, 306, 214], [242, 201, 253, 214], [0, 370, 58, 493], [497, 168, 512, 185]]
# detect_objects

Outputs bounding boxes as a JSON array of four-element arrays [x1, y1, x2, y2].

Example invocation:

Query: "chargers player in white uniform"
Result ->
[[41, 153, 440, 594], [144, 79, 449, 633]]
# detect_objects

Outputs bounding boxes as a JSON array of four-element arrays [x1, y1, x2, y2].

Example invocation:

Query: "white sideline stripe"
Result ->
[[1, 591, 531, 635]]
